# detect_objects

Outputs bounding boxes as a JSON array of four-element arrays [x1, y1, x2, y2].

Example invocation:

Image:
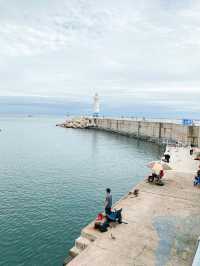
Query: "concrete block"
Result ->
[[75, 236, 91, 251], [69, 246, 80, 258]]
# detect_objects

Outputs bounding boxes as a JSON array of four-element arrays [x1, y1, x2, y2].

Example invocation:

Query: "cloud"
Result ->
[[0, 0, 200, 115]]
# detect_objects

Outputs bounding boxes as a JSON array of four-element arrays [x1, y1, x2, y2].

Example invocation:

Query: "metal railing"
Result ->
[[92, 116, 200, 126]]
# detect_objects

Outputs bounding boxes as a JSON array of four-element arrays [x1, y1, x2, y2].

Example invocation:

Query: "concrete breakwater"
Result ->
[[64, 147, 200, 266], [59, 117, 200, 265], [93, 118, 200, 147], [59, 117, 200, 147]]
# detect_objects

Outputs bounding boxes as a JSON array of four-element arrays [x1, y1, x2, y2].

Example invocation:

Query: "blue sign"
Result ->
[[93, 112, 99, 118], [182, 119, 193, 125]]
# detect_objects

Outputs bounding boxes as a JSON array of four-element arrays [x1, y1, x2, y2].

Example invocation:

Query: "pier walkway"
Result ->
[[67, 147, 200, 266]]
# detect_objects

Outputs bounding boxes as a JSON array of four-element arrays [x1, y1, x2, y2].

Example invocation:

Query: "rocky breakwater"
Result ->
[[56, 117, 94, 129]]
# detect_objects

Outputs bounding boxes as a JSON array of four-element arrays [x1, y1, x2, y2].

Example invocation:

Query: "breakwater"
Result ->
[[92, 118, 200, 147], [59, 117, 200, 147], [65, 147, 200, 266], [60, 117, 200, 265]]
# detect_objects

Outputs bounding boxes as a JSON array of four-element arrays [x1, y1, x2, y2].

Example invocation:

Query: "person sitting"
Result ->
[[154, 170, 164, 183], [164, 151, 170, 163], [159, 169, 164, 179], [194, 166, 200, 186], [194, 176, 200, 186], [106, 208, 122, 224], [148, 170, 163, 183]]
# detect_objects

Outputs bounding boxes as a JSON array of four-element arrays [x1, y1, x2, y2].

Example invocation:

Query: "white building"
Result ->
[[93, 93, 100, 117]]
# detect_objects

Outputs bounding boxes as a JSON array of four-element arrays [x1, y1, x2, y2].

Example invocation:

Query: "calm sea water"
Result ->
[[0, 116, 163, 266]]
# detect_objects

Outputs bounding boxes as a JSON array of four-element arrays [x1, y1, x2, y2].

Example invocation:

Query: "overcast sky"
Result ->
[[0, 0, 200, 115]]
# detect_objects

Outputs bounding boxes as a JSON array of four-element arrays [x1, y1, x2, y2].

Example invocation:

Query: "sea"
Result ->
[[0, 116, 163, 266]]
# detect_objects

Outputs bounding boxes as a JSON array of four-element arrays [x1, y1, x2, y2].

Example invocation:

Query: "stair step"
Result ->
[[75, 236, 91, 251], [69, 246, 80, 258], [63, 256, 73, 265]]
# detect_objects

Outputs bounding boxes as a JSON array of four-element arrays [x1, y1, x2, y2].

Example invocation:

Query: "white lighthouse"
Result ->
[[93, 93, 100, 117]]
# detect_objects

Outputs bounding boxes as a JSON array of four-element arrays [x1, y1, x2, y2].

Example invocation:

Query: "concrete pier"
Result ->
[[59, 117, 200, 146], [93, 118, 200, 147], [66, 147, 200, 266]]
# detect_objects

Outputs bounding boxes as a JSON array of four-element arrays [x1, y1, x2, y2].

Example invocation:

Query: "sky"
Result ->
[[0, 0, 200, 117]]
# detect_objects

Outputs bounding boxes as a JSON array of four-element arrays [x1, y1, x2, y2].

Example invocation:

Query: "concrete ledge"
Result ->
[[75, 236, 91, 251], [69, 246, 80, 258], [66, 147, 200, 266]]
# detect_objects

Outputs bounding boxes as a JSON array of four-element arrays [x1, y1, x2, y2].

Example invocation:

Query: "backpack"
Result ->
[[99, 221, 110, 232]]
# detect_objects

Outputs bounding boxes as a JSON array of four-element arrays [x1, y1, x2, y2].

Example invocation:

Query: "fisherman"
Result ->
[[190, 146, 194, 155], [105, 188, 112, 215], [164, 150, 171, 163]]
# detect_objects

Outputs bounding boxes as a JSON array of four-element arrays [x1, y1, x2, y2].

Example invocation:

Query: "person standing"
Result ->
[[105, 188, 112, 215], [164, 150, 171, 163]]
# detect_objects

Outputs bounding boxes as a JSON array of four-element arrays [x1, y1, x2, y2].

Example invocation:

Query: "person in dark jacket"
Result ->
[[105, 188, 112, 215], [164, 151, 170, 163]]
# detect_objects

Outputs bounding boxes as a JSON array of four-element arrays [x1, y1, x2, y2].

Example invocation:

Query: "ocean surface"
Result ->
[[0, 116, 163, 266]]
